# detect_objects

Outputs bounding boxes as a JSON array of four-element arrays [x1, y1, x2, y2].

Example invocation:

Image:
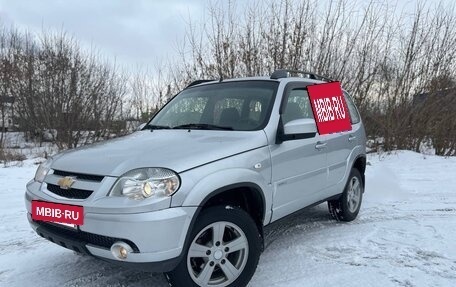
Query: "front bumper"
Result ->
[[25, 184, 196, 272]]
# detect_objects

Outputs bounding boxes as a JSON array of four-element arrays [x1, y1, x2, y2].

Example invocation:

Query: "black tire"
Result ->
[[328, 168, 363, 222], [166, 206, 262, 287]]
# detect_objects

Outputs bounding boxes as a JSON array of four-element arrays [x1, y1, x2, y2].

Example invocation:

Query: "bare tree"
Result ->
[[1, 29, 127, 149], [2, 0, 456, 156], [126, 61, 183, 121], [173, 0, 456, 155]]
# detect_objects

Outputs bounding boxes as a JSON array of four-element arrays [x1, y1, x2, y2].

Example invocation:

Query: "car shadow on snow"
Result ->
[[263, 204, 334, 248], [58, 204, 333, 287]]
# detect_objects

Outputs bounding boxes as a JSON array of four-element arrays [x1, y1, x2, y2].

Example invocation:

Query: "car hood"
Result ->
[[51, 130, 268, 176]]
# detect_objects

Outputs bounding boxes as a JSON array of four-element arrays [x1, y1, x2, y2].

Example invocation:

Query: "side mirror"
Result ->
[[283, 118, 317, 136], [137, 123, 146, 131]]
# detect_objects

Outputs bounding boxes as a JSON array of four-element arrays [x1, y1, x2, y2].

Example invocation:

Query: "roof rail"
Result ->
[[270, 69, 334, 82], [186, 79, 215, 88]]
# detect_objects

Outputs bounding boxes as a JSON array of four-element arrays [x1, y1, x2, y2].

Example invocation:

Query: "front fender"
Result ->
[[173, 166, 273, 225]]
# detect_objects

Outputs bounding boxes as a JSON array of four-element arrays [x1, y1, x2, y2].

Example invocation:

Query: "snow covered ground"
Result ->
[[0, 151, 455, 287]]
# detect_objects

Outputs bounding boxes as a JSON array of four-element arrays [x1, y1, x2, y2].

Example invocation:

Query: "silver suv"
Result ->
[[25, 70, 366, 287]]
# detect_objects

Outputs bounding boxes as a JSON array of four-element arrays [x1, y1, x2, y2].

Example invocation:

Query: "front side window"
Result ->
[[282, 88, 314, 124], [150, 81, 278, 131]]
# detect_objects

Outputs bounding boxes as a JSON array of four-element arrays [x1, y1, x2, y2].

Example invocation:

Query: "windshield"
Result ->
[[148, 81, 278, 131]]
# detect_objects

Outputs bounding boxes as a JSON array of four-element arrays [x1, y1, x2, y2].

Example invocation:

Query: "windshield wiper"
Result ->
[[143, 124, 171, 130], [173, 123, 234, 130]]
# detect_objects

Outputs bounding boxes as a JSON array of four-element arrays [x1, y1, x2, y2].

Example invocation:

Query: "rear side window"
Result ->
[[343, 92, 360, 124]]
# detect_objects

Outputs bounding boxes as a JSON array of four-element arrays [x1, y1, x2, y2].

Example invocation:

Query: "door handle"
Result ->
[[315, 142, 327, 150], [348, 135, 357, 142]]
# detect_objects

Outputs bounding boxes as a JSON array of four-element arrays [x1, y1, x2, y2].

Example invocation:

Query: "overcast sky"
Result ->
[[0, 0, 212, 70], [0, 0, 453, 73]]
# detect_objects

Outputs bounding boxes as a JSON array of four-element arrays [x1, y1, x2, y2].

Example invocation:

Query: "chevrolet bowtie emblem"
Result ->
[[57, 176, 76, 190]]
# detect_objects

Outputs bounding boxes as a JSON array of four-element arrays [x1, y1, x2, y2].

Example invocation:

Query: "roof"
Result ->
[[186, 69, 333, 89], [188, 76, 327, 89]]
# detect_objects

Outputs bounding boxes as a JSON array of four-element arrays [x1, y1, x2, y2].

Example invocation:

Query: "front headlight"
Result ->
[[34, 158, 53, 183], [109, 168, 180, 200]]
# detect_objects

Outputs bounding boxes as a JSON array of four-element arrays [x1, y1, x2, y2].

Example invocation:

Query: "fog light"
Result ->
[[111, 241, 133, 260]]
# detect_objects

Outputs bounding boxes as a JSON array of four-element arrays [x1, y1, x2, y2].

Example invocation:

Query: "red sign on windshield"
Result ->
[[307, 82, 352, 135]]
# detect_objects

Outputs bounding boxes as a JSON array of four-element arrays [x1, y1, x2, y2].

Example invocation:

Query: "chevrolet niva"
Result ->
[[25, 69, 366, 287]]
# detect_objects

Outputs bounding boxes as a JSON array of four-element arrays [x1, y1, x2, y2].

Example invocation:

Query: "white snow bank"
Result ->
[[0, 150, 455, 286]]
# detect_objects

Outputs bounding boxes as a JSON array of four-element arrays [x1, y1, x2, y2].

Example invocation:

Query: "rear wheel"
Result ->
[[166, 206, 261, 287], [328, 168, 363, 222]]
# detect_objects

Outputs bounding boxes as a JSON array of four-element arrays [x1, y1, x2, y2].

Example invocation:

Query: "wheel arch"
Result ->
[[352, 155, 366, 188], [200, 182, 266, 225], [182, 182, 266, 255]]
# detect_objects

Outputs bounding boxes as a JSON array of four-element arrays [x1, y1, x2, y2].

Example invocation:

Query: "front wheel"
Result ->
[[166, 206, 261, 287], [328, 168, 364, 222]]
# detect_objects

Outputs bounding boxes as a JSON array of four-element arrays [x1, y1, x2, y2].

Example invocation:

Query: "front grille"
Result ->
[[35, 221, 139, 252], [53, 169, 104, 182], [47, 183, 93, 199]]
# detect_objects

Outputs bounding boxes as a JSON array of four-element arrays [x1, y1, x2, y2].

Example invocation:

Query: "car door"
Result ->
[[270, 83, 328, 221], [326, 91, 362, 188]]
